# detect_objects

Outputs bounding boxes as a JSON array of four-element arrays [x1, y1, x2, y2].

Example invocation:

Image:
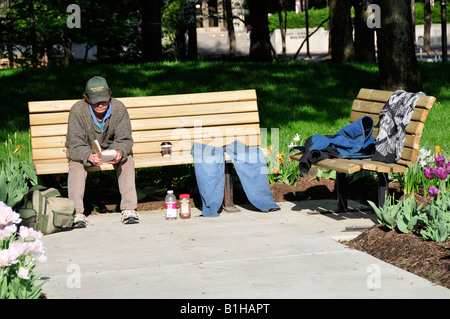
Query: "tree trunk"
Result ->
[[329, 0, 355, 62], [247, 0, 272, 62], [375, 0, 423, 92], [352, 0, 376, 62], [29, 0, 38, 67], [224, 0, 236, 56], [202, 0, 209, 30], [141, 0, 162, 62], [187, 2, 198, 60], [278, 10, 286, 57], [174, 27, 187, 61], [424, 0, 432, 43], [411, 0, 416, 42]]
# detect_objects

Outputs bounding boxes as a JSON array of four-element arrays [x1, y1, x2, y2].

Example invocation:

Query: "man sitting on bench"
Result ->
[[65, 76, 139, 227]]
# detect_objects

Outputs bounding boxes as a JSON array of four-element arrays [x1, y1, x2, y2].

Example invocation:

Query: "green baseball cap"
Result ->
[[85, 76, 110, 104]]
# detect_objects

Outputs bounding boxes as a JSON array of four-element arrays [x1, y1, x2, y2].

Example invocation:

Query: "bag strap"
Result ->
[[29, 185, 48, 192], [30, 185, 60, 198]]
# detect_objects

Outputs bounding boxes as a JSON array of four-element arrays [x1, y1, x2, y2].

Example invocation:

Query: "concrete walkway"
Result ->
[[35, 199, 450, 300]]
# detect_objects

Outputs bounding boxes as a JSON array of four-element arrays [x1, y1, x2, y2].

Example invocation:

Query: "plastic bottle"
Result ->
[[165, 190, 177, 220]]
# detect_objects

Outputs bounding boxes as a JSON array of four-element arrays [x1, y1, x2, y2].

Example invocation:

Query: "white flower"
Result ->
[[0, 202, 21, 227], [17, 267, 30, 280], [7, 242, 27, 261], [292, 134, 301, 142], [2, 224, 17, 238], [0, 249, 13, 267], [34, 253, 47, 264], [19, 226, 43, 241]]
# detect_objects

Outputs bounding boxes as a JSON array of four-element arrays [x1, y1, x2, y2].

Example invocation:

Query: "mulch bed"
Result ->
[[347, 224, 450, 289]]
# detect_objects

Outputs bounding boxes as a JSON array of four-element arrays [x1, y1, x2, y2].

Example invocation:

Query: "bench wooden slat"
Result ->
[[357, 88, 436, 109], [312, 158, 362, 174], [289, 152, 362, 174], [119, 90, 257, 108], [30, 112, 70, 126], [28, 90, 257, 113], [141, 124, 261, 144], [371, 129, 421, 150], [351, 100, 430, 122], [289, 151, 409, 174], [32, 148, 66, 161], [379, 162, 407, 173], [342, 159, 391, 173], [127, 100, 258, 120], [29, 100, 259, 126], [28, 100, 79, 113], [30, 112, 261, 138], [31, 135, 67, 149], [33, 146, 270, 176], [32, 133, 263, 161], [396, 159, 414, 168], [33, 154, 197, 175], [131, 112, 260, 131], [31, 124, 67, 138], [31, 124, 263, 150], [349, 112, 425, 136]]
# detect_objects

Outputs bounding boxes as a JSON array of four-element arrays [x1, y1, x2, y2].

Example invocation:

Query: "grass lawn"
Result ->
[[0, 61, 449, 166]]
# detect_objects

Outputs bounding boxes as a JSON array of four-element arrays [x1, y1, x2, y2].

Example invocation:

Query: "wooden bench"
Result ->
[[28, 89, 266, 211], [290, 88, 436, 211]]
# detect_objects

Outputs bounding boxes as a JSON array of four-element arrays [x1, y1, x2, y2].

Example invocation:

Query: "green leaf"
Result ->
[[396, 217, 409, 234], [367, 200, 383, 223], [0, 275, 8, 299], [382, 212, 397, 229], [407, 215, 419, 231], [438, 223, 449, 243], [0, 171, 7, 202]]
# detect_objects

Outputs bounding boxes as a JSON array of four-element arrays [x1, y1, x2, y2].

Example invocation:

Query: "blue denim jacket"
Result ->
[[191, 141, 280, 217]]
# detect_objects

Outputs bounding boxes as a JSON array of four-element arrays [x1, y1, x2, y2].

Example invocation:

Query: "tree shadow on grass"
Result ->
[[0, 61, 380, 141]]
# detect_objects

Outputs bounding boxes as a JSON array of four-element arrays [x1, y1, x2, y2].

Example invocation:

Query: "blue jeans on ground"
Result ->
[[191, 140, 280, 217]]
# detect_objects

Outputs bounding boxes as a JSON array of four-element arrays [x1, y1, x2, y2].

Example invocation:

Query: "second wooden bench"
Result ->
[[290, 88, 436, 211]]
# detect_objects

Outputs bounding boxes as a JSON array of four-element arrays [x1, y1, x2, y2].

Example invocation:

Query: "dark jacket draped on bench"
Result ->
[[297, 116, 376, 174]]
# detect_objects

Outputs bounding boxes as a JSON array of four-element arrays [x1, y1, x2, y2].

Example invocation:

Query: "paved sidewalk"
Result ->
[[36, 199, 450, 300]]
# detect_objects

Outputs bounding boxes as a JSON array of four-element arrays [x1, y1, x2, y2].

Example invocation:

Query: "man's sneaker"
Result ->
[[121, 210, 139, 224], [73, 213, 88, 228]]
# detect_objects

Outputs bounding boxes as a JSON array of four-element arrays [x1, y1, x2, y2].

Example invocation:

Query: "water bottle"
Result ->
[[165, 190, 177, 220]]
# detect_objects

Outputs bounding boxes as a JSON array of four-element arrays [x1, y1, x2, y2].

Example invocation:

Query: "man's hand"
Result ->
[[88, 153, 102, 166], [108, 150, 123, 165]]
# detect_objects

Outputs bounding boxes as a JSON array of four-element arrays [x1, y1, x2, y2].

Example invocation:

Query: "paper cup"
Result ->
[[161, 142, 172, 157]]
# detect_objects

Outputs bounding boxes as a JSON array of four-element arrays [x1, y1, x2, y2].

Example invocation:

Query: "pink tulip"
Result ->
[[436, 167, 448, 180], [434, 155, 446, 167], [427, 185, 441, 197], [424, 166, 436, 179]]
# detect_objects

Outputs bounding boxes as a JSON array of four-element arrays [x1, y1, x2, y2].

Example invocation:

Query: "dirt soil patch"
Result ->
[[116, 168, 450, 290], [348, 224, 450, 289]]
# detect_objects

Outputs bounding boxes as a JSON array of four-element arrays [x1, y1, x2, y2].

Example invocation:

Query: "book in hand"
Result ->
[[92, 139, 117, 163]]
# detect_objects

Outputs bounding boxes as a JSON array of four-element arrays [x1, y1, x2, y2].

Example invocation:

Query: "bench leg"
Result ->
[[336, 172, 348, 212], [377, 172, 389, 208], [223, 163, 240, 212]]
